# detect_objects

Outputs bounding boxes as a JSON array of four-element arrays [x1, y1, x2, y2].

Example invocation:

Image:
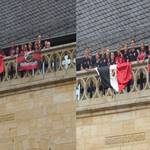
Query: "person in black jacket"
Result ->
[[129, 39, 138, 62], [123, 43, 130, 62], [95, 51, 101, 67], [81, 48, 93, 70]]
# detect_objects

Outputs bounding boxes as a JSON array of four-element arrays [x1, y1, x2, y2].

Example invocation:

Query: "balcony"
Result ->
[[76, 61, 150, 117], [0, 43, 76, 93]]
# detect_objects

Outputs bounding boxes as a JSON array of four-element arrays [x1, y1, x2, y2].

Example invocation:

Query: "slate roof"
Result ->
[[0, 0, 75, 48], [76, 0, 150, 57]]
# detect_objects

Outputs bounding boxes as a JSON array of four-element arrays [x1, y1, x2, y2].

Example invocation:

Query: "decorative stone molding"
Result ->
[[105, 132, 145, 145]]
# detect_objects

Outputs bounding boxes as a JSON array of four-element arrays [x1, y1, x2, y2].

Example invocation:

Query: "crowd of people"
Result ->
[[0, 35, 54, 80], [77, 39, 150, 98], [79, 39, 150, 70], [0, 35, 51, 57]]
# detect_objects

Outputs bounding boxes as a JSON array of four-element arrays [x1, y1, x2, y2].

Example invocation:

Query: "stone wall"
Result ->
[[76, 99, 150, 150], [0, 80, 76, 150]]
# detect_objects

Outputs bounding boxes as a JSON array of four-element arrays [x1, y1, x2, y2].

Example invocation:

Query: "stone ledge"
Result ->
[[0, 68, 75, 97], [76, 89, 150, 118]]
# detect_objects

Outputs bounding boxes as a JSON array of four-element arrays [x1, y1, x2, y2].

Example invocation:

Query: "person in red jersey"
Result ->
[[115, 48, 125, 64], [20, 44, 25, 55]]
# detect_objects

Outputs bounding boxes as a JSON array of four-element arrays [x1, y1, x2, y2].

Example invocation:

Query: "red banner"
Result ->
[[16, 52, 42, 71], [117, 62, 133, 92]]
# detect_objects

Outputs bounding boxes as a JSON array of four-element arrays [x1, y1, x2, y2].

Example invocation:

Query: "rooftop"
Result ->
[[76, 0, 150, 57], [0, 0, 76, 48]]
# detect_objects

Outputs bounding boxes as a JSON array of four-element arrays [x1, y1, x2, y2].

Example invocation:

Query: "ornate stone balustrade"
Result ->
[[76, 61, 150, 101], [0, 43, 76, 92]]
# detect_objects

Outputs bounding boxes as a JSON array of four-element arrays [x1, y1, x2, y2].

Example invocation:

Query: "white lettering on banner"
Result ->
[[20, 61, 38, 66]]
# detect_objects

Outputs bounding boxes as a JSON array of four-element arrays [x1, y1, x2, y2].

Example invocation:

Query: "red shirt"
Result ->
[[20, 49, 25, 55], [115, 56, 125, 64], [137, 51, 145, 61]]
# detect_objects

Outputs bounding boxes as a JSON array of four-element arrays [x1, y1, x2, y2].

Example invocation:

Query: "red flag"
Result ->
[[117, 62, 133, 92], [0, 55, 4, 73], [16, 52, 42, 71]]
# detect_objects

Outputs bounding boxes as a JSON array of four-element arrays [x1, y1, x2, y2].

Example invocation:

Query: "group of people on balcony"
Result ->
[[80, 39, 150, 70], [0, 35, 54, 81], [77, 39, 150, 99], [0, 35, 51, 57]]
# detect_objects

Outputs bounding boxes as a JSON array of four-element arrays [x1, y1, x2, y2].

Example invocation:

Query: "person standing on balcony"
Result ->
[[28, 42, 33, 52], [137, 42, 146, 90], [24, 44, 28, 55], [129, 39, 138, 62], [35, 35, 41, 51], [47, 41, 51, 49], [43, 41, 48, 49], [9, 42, 16, 56], [95, 51, 101, 67], [137, 42, 146, 61], [15, 46, 20, 55], [81, 48, 93, 70], [109, 52, 116, 65], [115, 49, 125, 64], [105, 48, 111, 65], [148, 44, 150, 57], [100, 48, 109, 67], [123, 43, 130, 62], [43, 41, 51, 49], [0, 49, 4, 81], [20, 44, 25, 55], [88, 48, 94, 69]]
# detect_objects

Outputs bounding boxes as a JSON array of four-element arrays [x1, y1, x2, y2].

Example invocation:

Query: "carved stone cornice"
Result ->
[[76, 90, 150, 118]]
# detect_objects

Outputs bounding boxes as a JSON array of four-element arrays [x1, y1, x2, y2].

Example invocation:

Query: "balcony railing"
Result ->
[[0, 43, 76, 91], [76, 61, 150, 101]]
